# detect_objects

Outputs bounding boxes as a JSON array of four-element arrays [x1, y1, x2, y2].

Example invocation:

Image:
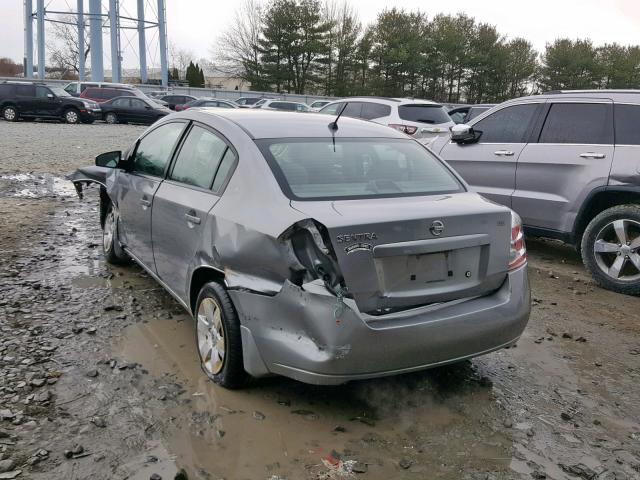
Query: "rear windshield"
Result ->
[[398, 104, 451, 124], [257, 138, 463, 201]]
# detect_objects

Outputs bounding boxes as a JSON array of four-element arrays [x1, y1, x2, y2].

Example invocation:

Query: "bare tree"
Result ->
[[168, 42, 195, 79], [47, 15, 90, 77], [210, 0, 265, 89]]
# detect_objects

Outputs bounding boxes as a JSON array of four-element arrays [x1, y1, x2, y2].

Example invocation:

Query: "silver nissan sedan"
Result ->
[[70, 109, 531, 388]]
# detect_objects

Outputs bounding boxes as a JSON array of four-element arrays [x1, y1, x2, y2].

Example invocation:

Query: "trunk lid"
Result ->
[[291, 192, 512, 314]]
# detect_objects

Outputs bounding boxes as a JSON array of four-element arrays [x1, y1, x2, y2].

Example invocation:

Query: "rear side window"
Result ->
[[15, 85, 35, 96], [539, 103, 613, 144], [132, 122, 185, 176], [361, 102, 391, 120], [474, 104, 539, 143], [102, 89, 120, 100], [272, 102, 295, 111], [398, 105, 450, 124], [320, 102, 343, 115], [112, 98, 129, 107], [614, 104, 640, 145], [212, 148, 237, 193], [170, 125, 228, 189], [0, 84, 13, 96], [257, 138, 463, 200]]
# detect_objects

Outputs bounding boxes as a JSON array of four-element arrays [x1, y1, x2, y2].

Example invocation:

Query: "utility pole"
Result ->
[[157, 0, 168, 87], [36, 0, 44, 79], [109, 0, 120, 82], [78, 0, 85, 81], [89, 0, 103, 81]]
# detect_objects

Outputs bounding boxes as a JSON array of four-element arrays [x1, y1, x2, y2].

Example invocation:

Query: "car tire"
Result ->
[[2, 105, 18, 122], [581, 204, 640, 295], [64, 108, 80, 124], [104, 112, 118, 124], [102, 204, 129, 265], [195, 282, 247, 389]]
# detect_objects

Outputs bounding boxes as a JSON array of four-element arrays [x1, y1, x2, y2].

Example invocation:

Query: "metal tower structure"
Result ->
[[23, 0, 168, 86]]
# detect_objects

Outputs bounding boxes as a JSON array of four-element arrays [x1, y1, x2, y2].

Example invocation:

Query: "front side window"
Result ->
[[257, 138, 463, 200], [539, 103, 613, 144], [614, 104, 640, 145], [132, 122, 185, 176], [130, 98, 147, 109], [474, 103, 539, 143], [170, 125, 228, 189], [319, 102, 343, 115], [35, 86, 51, 98]]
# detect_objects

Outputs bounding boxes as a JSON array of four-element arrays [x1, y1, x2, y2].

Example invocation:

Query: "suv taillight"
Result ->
[[388, 124, 417, 135], [509, 211, 527, 270]]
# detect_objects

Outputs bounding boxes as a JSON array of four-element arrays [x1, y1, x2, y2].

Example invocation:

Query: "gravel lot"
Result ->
[[0, 120, 639, 480]]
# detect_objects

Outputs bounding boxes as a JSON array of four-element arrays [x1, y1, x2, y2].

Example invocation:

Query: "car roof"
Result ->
[[324, 97, 441, 106], [180, 109, 409, 139], [503, 90, 640, 105]]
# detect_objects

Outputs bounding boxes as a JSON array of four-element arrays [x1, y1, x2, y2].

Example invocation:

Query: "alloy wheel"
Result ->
[[66, 110, 79, 124], [593, 219, 640, 281], [197, 297, 226, 375], [4, 107, 16, 121], [103, 210, 115, 252]]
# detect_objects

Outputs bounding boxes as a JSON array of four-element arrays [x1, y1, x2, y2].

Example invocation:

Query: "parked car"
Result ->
[[253, 99, 311, 112], [99, 96, 170, 125], [175, 98, 239, 112], [69, 109, 530, 388], [160, 94, 197, 111], [0, 81, 100, 124], [64, 81, 138, 96], [448, 104, 496, 124], [319, 97, 454, 141], [234, 97, 265, 108], [309, 100, 332, 111], [432, 90, 640, 295]]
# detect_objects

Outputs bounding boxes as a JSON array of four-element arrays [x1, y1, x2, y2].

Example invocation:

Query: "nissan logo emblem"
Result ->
[[430, 220, 445, 236]]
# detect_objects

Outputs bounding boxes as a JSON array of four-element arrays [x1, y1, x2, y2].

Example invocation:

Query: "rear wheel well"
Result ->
[[99, 186, 111, 228], [574, 190, 640, 246], [189, 267, 225, 314]]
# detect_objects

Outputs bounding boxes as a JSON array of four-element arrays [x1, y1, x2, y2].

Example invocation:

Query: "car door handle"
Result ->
[[579, 152, 606, 159], [140, 198, 151, 208], [494, 150, 515, 156], [185, 213, 201, 225]]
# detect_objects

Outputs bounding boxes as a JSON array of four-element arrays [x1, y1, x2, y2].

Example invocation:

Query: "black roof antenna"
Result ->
[[329, 102, 348, 152]]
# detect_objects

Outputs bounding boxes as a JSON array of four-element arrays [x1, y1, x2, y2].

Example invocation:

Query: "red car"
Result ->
[[80, 87, 135, 104]]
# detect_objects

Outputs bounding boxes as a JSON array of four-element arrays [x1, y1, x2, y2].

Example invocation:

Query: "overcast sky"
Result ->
[[1, 0, 639, 68]]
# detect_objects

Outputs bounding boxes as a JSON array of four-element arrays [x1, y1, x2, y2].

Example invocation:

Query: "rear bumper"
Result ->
[[230, 265, 530, 385]]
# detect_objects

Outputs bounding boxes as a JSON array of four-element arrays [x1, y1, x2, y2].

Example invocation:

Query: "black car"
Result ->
[[160, 94, 197, 110], [0, 81, 101, 124], [100, 96, 171, 125]]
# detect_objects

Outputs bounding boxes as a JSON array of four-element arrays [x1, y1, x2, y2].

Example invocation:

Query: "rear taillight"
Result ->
[[388, 124, 418, 135], [509, 211, 527, 270]]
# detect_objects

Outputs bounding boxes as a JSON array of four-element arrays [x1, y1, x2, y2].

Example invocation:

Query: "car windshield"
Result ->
[[51, 87, 71, 97], [257, 138, 463, 200], [398, 104, 451, 124]]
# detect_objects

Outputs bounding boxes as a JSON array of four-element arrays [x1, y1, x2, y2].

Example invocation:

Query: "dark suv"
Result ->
[[0, 82, 101, 124], [434, 90, 640, 295]]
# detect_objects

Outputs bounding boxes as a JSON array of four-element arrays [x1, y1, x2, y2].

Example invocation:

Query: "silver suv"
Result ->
[[319, 97, 454, 141], [70, 109, 530, 387], [432, 90, 640, 295]]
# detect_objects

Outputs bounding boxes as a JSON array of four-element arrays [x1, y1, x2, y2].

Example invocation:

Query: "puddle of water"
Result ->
[[117, 314, 515, 479], [0, 173, 77, 198]]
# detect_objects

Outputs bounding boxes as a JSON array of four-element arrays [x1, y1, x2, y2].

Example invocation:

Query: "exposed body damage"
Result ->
[[70, 108, 531, 385]]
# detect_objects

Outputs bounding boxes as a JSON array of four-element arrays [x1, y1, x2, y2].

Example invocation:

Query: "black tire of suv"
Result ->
[[195, 282, 248, 389], [581, 204, 640, 296], [64, 108, 80, 124], [103, 204, 129, 265], [2, 105, 18, 122]]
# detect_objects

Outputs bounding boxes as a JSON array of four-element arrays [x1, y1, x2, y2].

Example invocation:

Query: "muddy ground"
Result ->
[[0, 120, 639, 480]]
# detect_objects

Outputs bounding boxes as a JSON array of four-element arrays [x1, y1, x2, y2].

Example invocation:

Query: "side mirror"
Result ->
[[47, 93, 54, 100], [95, 150, 122, 168], [450, 124, 480, 144]]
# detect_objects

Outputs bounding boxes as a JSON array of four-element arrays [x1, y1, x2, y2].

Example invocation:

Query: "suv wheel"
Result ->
[[195, 282, 247, 389], [581, 204, 640, 295], [105, 112, 118, 124], [3, 106, 18, 122], [103, 204, 129, 264], [64, 108, 80, 124]]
